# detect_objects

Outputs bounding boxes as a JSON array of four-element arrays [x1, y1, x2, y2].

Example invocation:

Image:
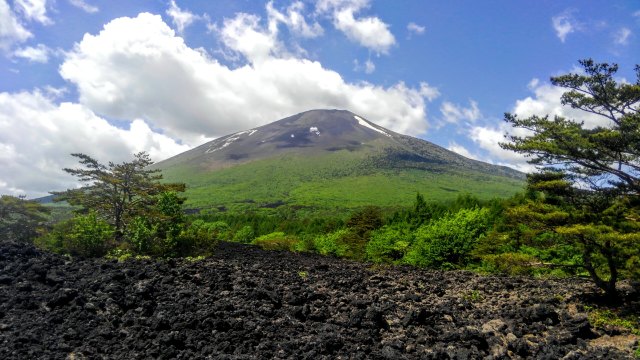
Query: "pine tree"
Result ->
[[52, 152, 185, 240], [501, 59, 640, 298]]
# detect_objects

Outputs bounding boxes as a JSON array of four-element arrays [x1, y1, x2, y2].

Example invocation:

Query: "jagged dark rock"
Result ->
[[0, 241, 636, 359]]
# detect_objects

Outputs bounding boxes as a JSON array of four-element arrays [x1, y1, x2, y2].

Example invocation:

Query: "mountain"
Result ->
[[154, 109, 524, 211]]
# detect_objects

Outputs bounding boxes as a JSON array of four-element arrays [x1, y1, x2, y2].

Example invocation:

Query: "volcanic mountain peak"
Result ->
[[158, 109, 519, 177], [156, 109, 405, 169], [203, 109, 395, 153], [155, 109, 524, 209]]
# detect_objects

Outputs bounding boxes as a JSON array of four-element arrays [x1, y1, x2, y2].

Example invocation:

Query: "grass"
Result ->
[[585, 306, 640, 358], [584, 305, 640, 336], [160, 150, 524, 211]]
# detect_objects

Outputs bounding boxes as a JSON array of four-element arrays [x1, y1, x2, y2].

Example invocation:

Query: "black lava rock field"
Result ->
[[1, 241, 638, 359]]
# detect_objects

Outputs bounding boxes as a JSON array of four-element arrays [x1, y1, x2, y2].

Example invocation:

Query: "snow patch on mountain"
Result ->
[[309, 126, 320, 136], [205, 130, 250, 153], [354, 115, 390, 137]]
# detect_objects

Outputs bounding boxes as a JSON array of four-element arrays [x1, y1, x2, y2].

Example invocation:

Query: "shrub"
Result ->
[[253, 232, 299, 251], [232, 225, 254, 244], [126, 216, 157, 254], [313, 229, 351, 257], [174, 219, 221, 256], [155, 192, 186, 256], [207, 221, 231, 240], [105, 248, 134, 262], [66, 211, 114, 257], [366, 225, 413, 263], [403, 207, 491, 269], [346, 206, 383, 237], [38, 211, 116, 257], [35, 218, 74, 254], [480, 252, 539, 275], [292, 234, 315, 252]]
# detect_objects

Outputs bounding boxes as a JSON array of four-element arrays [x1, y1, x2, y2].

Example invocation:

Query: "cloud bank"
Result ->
[[0, 90, 188, 196], [60, 13, 435, 143], [2, 9, 436, 197]]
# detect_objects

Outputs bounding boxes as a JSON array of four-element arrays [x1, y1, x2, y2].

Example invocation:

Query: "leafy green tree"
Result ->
[[346, 206, 383, 237], [412, 192, 430, 227], [313, 228, 350, 257], [0, 195, 50, 243], [126, 216, 157, 254], [389, 193, 446, 229], [501, 59, 640, 298], [154, 191, 186, 255], [67, 211, 114, 257], [52, 152, 185, 240], [366, 224, 414, 263], [341, 206, 384, 259], [38, 211, 114, 257], [232, 225, 254, 244], [403, 207, 491, 269]]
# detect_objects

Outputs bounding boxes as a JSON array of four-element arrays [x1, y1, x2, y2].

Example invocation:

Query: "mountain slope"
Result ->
[[155, 109, 524, 210]]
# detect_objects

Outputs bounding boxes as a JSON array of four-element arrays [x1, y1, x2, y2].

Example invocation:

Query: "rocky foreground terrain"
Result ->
[[1, 241, 638, 359]]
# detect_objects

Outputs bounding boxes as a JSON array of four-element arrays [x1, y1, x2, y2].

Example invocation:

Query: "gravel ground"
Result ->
[[0, 241, 637, 359]]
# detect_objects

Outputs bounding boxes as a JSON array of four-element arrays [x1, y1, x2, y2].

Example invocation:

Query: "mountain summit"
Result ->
[[156, 110, 523, 210]]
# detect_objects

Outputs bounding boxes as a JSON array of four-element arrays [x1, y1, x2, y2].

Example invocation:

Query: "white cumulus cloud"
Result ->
[[59, 13, 435, 145], [468, 124, 535, 173], [219, 12, 282, 63], [353, 58, 375, 73], [447, 142, 476, 160], [316, 0, 395, 54], [419, 83, 440, 101], [0, 90, 189, 197], [0, 0, 32, 51], [513, 78, 607, 129], [13, 43, 50, 62]]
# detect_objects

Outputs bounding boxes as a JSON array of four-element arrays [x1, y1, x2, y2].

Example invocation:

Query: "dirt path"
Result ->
[[0, 241, 636, 359]]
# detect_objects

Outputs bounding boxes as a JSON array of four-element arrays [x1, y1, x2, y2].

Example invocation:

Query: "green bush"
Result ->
[[313, 229, 351, 257], [403, 207, 491, 269], [155, 192, 186, 256], [0, 195, 50, 243], [38, 211, 115, 257], [232, 225, 254, 244], [126, 216, 157, 254], [177, 219, 224, 255], [67, 212, 114, 257], [292, 234, 315, 252], [253, 232, 299, 251], [480, 252, 539, 275], [346, 206, 383, 237], [207, 221, 231, 240], [35, 217, 74, 254], [366, 225, 413, 263]]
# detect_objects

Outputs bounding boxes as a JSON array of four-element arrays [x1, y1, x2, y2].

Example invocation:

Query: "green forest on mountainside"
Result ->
[[159, 150, 524, 211]]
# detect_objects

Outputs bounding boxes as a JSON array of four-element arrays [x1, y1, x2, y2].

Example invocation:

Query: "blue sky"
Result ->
[[1, 0, 639, 197]]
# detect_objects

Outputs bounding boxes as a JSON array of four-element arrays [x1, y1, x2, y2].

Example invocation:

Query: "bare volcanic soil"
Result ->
[[0, 242, 637, 359]]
